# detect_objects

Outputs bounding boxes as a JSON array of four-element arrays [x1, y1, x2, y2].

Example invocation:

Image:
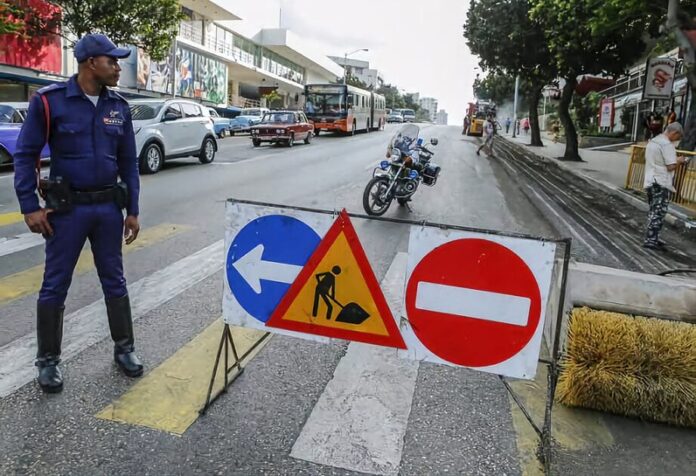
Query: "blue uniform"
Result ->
[[14, 75, 140, 306]]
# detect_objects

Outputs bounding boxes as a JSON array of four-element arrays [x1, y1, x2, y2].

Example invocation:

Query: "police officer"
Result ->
[[14, 34, 143, 393]]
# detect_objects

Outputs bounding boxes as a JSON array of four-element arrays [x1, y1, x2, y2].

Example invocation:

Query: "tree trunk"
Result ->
[[680, 76, 696, 151], [559, 77, 581, 161], [528, 85, 543, 147]]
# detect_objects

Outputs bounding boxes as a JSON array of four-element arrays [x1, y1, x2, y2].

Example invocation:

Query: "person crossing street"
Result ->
[[13, 34, 143, 393]]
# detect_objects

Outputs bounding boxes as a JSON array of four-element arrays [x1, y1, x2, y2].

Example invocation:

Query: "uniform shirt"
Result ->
[[14, 75, 140, 216], [644, 133, 677, 192]]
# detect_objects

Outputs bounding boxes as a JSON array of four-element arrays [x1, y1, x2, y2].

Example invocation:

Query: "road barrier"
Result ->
[[625, 145, 696, 212]]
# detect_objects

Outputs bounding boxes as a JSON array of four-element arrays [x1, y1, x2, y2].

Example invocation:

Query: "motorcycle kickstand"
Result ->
[[405, 202, 414, 213]]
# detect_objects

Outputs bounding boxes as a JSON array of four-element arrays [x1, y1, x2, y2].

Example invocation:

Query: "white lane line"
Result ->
[[416, 282, 531, 327], [0, 233, 44, 257], [290, 252, 419, 476], [0, 240, 223, 398]]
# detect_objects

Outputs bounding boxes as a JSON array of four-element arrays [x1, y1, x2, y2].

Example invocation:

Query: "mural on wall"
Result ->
[[117, 46, 138, 89], [136, 46, 227, 104]]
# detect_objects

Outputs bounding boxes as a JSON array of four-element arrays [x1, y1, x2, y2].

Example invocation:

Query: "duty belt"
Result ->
[[71, 186, 118, 205]]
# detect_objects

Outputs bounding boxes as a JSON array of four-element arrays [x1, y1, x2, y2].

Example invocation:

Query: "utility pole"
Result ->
[[512, 75, 520, 138]]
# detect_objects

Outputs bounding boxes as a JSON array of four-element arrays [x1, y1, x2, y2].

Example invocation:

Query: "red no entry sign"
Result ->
[[405, 238, 543, 368]]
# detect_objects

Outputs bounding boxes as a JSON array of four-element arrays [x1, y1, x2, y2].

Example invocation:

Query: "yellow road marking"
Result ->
[[0, 223, 189, 304], [0, 212, 23, 227], [96, 319, 270, 435], [507, 365, 614, 475]]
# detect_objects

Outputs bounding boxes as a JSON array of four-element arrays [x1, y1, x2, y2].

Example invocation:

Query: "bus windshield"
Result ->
[[305, 93, 346, 116]]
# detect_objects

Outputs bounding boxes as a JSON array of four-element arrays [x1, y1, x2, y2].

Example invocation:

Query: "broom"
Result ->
[[557, 307, 696, 428]]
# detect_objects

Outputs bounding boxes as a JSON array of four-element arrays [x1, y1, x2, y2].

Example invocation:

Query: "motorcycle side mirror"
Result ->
[[430, 138, 439, 146]]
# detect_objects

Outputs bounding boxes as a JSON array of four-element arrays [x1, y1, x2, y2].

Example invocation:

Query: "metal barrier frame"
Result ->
[[200, 199, 574, 475]]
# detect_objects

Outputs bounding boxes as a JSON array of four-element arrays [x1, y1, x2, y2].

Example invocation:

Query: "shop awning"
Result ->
[[576, 76, 616, 96]]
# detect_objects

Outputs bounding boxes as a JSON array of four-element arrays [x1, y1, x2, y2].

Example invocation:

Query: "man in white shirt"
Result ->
[[476, 115, 497, 157], [643, 122, 689, 249]]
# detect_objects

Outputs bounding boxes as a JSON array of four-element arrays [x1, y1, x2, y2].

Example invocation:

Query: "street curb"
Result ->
[[502, 139, 696, 235]]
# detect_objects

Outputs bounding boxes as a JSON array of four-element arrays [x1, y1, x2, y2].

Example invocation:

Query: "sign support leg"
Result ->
[[199, 324, 269, 415]]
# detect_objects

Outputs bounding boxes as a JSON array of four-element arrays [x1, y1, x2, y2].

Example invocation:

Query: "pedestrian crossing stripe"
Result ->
[[265, 210, 406, 349]]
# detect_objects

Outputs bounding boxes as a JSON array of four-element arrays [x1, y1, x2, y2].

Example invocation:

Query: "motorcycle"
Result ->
[[362, 124, 440, 216]]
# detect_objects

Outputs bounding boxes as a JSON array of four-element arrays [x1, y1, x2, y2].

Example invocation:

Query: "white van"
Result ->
[[240, 107, 270, 117]]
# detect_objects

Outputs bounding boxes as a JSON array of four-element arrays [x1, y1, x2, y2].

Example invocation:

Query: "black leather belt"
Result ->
[[71, 186, 118, 205]]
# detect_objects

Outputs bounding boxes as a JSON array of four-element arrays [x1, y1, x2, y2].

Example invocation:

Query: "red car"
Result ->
[[251, 110, 314, 147]]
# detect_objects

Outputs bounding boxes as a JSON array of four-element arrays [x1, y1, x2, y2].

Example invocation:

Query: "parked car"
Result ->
[[0, 102, 50, 165], [208, 108, 232, 138], [229, 115, 261, 135], [387, 111, 404, 123], [250, 111, 314, 147], [129, 98, 217, 174]]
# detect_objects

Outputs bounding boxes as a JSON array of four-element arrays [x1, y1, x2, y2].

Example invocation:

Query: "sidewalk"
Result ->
[[504, 131, 696, 229]]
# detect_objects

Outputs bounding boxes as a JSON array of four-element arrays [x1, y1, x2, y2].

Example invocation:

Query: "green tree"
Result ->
[[0, 1, 62, 66], [376, 83, 405, 109], [49, 0, 184, 60], [345, 75, 368, 89], [590, 0, 696, 149], [472, 73, 530, 111], [465, 0, 556, 146], [0, 0, 23, 35], [531, 0, 648, 160]]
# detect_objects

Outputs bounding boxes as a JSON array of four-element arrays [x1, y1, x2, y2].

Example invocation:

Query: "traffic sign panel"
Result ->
[[267, 210, 406, 349], [223, 202, 334, 334], [401, 226, 556, 379]]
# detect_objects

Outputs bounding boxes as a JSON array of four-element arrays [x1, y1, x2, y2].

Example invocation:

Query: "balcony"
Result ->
[[179, 21, 203, 45]]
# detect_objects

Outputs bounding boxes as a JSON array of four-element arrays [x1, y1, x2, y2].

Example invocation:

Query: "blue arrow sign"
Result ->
[[226, 215, 321, 323]]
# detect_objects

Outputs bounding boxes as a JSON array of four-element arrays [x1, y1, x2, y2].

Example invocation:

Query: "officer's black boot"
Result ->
[[105, 294, 144, 378], [36, 302, 65, 393]]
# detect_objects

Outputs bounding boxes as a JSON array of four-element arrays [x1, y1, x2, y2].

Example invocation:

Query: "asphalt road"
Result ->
[[0, 125, 694, 475]]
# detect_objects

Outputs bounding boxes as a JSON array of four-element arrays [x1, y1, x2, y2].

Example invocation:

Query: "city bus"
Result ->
[[304, 84, 386, 135]]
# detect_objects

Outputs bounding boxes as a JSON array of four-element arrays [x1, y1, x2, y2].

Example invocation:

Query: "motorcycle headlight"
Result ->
[[380, 160, 390, 170], [409, 170, 419, 179]]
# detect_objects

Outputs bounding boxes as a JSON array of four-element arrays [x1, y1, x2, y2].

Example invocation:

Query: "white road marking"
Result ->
[[232, 244, 303, 293], [0, 240, 223, 398], [290, 252, 419, 475], [415, 282, 531, 327], [0, 233, 44, 257]]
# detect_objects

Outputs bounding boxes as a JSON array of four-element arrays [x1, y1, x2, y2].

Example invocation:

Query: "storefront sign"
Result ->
[[643, 57, 677, 100], [599, 98, 614, 129]]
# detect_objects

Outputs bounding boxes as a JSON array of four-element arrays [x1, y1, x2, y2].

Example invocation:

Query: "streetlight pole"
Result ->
[[512, 75, 520, 138], [343, 48, 368, 85]]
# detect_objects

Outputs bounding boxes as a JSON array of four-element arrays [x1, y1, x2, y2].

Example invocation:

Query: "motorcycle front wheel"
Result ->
[[363, 176, 392, 216]]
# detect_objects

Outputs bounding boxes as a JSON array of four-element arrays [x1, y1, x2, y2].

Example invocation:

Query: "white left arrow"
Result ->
[[232, 244, 304, 294]]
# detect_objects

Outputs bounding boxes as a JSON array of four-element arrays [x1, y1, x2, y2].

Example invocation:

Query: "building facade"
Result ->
[[436, 109, 448, 125], [419, 97, 438, 122], [328, 56, 383, 89], [0, 0, 344, 110]]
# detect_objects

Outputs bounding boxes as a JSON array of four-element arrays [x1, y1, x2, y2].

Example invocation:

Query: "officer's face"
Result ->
[[88, 56, 122, 87]]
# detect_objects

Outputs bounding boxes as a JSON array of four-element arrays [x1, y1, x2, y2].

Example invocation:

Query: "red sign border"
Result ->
[[266, 210, 406, 349]]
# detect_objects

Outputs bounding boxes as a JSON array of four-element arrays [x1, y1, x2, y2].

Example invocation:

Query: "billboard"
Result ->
[[136, 46, 227, 104], [643, 57, 677, 101], [598, 98, 614, 129]]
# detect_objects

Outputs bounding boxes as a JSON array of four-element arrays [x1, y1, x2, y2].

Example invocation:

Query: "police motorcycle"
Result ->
[[362, 124, 440, 216]]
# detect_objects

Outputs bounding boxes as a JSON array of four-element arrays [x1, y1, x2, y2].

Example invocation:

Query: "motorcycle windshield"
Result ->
[[390, 124, 420, 153]]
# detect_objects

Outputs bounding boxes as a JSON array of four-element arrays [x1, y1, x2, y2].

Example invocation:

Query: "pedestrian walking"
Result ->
[[462, 116, 470, 135], [505, 117, 511, 134], [643, 122, 689, 250], [522, 117, 530, 135], [476, 115, 497, 157], [13, 34, 143, 393], [666, 108, 677, 126]]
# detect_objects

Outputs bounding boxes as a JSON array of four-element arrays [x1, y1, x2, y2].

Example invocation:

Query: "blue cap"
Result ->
[[74, 34, 130, 63]]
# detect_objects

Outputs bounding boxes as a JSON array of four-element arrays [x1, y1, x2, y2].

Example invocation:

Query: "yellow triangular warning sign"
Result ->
[[266, 210, 406, 349]]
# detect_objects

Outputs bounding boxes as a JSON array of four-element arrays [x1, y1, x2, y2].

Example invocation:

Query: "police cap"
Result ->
[[74, 34, 131, 63]]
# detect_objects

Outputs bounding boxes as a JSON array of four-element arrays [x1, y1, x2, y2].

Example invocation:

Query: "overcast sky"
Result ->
[[221, 0, 479, 125]]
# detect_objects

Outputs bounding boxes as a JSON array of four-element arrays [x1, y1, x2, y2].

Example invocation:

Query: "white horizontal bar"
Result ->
[[415, 281, 531, 327]]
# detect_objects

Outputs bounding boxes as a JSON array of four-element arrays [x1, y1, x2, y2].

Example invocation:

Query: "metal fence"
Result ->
[[625, 145, 696, 212]]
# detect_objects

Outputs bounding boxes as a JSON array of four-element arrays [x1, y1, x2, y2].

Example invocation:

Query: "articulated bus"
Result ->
[[304, 84, 386, 135]]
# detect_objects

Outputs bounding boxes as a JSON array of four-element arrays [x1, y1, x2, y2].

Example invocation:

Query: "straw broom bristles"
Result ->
[[557, 307, 696, 428]]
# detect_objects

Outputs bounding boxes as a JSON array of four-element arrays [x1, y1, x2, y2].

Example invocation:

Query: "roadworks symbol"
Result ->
[[266, 210, 406, 349]]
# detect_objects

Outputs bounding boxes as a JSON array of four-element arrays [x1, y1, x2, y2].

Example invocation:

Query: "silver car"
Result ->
[[129, 99, 218, 174]]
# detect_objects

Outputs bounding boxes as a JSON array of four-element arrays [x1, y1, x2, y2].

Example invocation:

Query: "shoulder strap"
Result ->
[[36, 94, 50, 194]]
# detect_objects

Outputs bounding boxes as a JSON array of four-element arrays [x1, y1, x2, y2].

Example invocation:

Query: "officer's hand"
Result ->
[[124, 215, 140, 245], [24, 209, 53, 236]]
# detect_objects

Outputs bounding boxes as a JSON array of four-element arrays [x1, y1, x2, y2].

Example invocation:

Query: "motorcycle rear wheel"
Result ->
[[363, 177, 392, 216]]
